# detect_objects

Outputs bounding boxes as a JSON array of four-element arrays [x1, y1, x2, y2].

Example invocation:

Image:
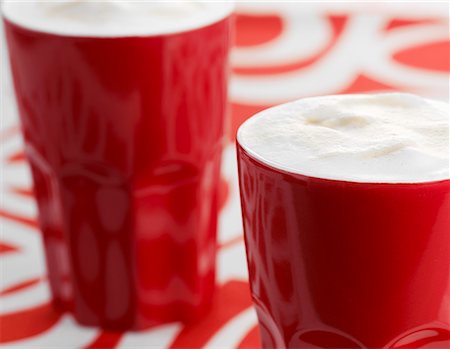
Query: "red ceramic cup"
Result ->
[[237, 144, 449, 348], [4, 10, 232, 330]]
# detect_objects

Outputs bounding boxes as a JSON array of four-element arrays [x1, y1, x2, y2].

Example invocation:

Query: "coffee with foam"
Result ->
[[238, 93, 449, 183], [2, 1, 234, 37]]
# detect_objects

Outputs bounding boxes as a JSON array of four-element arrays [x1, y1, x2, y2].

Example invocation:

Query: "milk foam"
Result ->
[[2, 1, 233, 37], [238, 93, 449, 183]]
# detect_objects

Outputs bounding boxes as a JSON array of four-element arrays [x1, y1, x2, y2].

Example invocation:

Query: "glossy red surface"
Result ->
[[237, 145, 450, 348], [4, 18, 231, 330]]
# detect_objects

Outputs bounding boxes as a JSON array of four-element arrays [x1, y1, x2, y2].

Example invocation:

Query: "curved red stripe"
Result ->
[[9, 186, 35, 198], [0, 277, 43, 296], [385, 18, 438, 31], [0, 209, 39, 229], [168, 281, 253, 349], [237, 325, 261, 349], [393, 40, 450, 72], [83, 331, 123, 349], [235, 14, 284, 47], [219, 235, 244, 250], [0, 242, 20, 255], [6, 150, 26, 164], [0, 303, 61, 343], [338, 74, 399, 94], [233, 15, 347, 76]]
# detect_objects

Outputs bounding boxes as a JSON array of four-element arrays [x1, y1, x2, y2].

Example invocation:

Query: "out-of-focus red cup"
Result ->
[[237, 143, 449, 348], [3, 8, 232, 330]]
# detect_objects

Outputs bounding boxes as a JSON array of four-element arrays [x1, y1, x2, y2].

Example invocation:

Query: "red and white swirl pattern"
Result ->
[[1, 3, 448, 348]]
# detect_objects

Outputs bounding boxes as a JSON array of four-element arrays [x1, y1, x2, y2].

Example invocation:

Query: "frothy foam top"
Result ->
[[238, 93, 449, 183], [2, 1, 233, 37]]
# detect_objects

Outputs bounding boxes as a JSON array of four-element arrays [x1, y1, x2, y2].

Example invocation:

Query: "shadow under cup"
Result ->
[[237, 144, 450, 348], [4, 14, 231, 330]]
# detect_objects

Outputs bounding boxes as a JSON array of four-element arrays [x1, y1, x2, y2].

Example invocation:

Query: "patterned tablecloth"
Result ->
[[1, 3, 449, 348]]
